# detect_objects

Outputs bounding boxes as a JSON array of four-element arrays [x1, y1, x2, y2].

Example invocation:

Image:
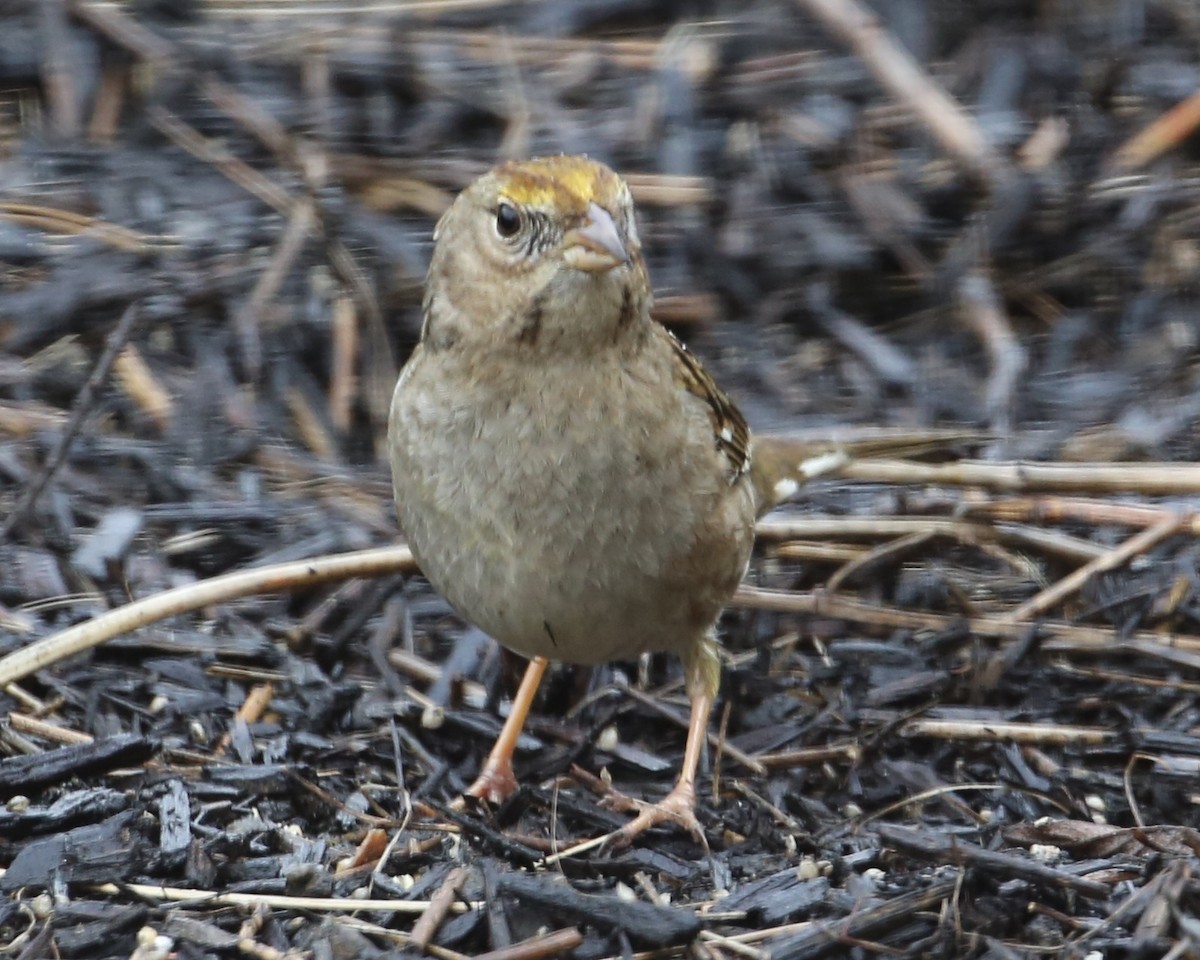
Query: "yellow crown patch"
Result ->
[[494, 155, 622, 214]]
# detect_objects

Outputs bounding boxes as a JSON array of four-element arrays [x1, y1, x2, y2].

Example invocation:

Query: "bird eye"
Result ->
[[495, 202, 521, 239]]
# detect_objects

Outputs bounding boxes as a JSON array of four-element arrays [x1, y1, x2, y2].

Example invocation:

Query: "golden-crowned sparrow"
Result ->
[[390, 155, 759, 842], [389, 155, 914, 843]]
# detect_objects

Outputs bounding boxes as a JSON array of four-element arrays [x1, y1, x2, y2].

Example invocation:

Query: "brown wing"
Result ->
[[661, 327, 752, 484]]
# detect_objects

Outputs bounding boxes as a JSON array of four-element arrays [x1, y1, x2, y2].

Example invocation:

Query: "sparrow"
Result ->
[[388, 154, 952, 843]]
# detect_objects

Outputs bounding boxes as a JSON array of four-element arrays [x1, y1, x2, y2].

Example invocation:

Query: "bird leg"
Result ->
[[609, 635, 720, 846], [458, 655, 548, 807]]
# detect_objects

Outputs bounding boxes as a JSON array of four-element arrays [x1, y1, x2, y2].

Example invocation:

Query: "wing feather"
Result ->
[[661, 327, 752, 484]]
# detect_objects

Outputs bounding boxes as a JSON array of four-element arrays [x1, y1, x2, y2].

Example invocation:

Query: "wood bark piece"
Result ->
[[495, 871, 701, 948], [877, 824, 1112, 899], [0, 734, 157, 799]]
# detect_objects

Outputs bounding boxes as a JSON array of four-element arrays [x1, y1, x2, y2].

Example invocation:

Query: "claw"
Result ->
[[456, 757, 519, 809], [607, 782, 706, 849]]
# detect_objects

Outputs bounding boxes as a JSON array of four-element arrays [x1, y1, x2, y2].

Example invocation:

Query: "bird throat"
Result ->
[[507, 276, 646, 354]]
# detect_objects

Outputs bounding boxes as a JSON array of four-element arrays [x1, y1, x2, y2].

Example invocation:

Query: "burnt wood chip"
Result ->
[[0, 787, 130, 837], [523, 785, 628, 835], [584, 844, 698, 882], [0, 734, 157, 799], [157, 778, 191, 855], [440, 708, 547, 755], [767, 878, 960, 960], [435, 907, 487, 949], [294, 917, 390, 958], [0, 810, 146, 891], [480, 858, 514, 951], [603, 740, 675, 774], [44, 900, 150, 958], [877, 824, 1111, 900], [223, 871, 310, 894], [399, 859, 462, 902], [1134, 729, 1200, 757], [495, 871, 701, 948], [202, 762, 293, 794], [161, 915, 241, 952], [439, 806, 544, 867], [719, 868, 833, 926]]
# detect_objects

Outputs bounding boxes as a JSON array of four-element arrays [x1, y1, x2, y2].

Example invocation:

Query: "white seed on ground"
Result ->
[[797, 857, 820, 880], [597, 725, 619, 752], [420, 705, 444, 730]]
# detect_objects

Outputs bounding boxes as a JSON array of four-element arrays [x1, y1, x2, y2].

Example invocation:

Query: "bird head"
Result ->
[[420, 155, 650, 355]]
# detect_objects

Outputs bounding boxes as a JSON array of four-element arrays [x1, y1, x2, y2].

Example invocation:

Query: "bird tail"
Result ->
[[749, 428, 985, 516]]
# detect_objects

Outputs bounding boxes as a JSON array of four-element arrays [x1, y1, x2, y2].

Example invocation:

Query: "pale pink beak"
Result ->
[[563, 202, 629, 273]]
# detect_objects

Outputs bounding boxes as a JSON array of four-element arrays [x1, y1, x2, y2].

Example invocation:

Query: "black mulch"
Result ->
[[3, 1, 1200, 957]]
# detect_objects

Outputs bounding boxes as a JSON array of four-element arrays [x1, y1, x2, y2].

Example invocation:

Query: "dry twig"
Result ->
[[794, 0, 1004, 182]]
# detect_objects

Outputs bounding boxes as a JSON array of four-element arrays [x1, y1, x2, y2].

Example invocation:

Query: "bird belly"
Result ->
[[389, 355, 754, 665]]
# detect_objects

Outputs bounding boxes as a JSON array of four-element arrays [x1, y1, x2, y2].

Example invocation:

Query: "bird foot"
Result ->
[[604, 782, 706, 849], [452, 758, 518, 810]]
